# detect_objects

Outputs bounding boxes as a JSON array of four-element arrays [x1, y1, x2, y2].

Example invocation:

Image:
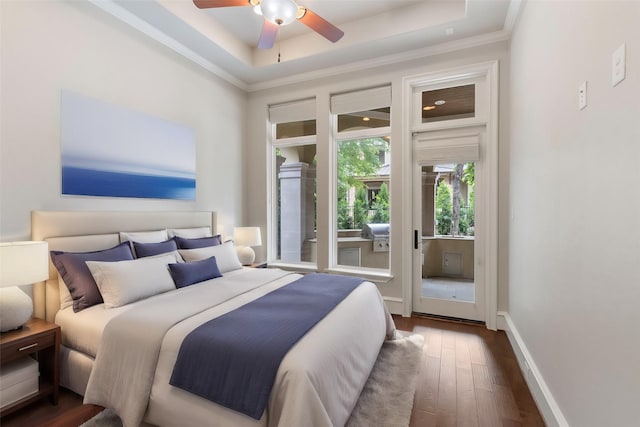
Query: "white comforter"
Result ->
[[84, 268, 394, 427]]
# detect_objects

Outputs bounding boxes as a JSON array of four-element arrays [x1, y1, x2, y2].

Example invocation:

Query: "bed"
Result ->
[[31, 211, 395, 427]]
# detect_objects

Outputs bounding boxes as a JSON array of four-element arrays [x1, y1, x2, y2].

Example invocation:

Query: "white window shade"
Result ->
[[413, 129, 481, 164], [269, 98, 316, 124], [331, 86, 391, 115]]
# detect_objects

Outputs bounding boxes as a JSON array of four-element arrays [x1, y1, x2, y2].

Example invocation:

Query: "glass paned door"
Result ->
[[413, 147, 484, 321]]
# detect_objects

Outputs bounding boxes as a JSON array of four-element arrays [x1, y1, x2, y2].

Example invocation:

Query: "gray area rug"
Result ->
[[81, 332, 424, 427]]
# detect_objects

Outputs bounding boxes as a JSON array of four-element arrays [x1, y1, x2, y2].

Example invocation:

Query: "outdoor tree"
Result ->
[[462, 162, 475, 235], [451, 163, 464, 235], [371, 182, 390, 223], [436, 179, 452, 235], [337, 138, 388, 228], [352, 187, 369, 229]]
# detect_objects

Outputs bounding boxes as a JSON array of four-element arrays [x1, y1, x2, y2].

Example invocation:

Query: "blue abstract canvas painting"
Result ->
[[61, 91, 196, 200]]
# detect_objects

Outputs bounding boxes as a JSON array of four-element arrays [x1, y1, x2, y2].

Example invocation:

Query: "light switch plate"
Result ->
[[612, 43, 626, 86]]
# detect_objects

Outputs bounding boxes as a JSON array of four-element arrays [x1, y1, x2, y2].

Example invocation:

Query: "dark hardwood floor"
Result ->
[[399, 315, 545, 427], [1, 315, 544, 427]]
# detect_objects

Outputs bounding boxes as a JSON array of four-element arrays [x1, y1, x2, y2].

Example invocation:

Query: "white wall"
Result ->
[[246, 41, 511, 313], [509, 2, 640, 426], [0, 1, 246, 241]]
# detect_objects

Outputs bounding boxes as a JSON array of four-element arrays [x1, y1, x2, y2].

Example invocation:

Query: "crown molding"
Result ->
[[247, 30, 511, 92], [504, 0, 525, 33], [88, 0, 249, 91], [89, 0, 516, 94]]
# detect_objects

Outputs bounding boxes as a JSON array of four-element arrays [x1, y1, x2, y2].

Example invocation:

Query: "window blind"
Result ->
[[413, 131, 481, 164], [330, 86, 391, 115], [269, 98, 316, 124]]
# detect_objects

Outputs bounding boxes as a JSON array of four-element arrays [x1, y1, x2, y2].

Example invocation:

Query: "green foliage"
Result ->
[[462, 162, 475, 186], [371, 183, 390, 223], [436, 180, 452, 235], [353, 187, 369, 229], [337, 138, 386, 188], [337, 138, 388, 229]]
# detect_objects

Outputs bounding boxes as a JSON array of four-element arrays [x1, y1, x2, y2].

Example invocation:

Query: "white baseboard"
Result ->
[[497, 311, 570, 427]]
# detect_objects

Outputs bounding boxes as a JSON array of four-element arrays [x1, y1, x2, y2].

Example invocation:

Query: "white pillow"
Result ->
[[179, 241, 242, 273], [167, 227, 212, 238], [119, 230, 168, 243], [86, 253, 177, 309]]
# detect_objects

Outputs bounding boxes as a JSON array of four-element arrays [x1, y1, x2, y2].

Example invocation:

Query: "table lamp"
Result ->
[[233, 227, 262, 265], [0, 241, 49, 332]]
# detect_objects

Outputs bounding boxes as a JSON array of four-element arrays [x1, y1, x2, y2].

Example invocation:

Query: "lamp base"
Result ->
[[237, 246, 256, 266], [0, 287, 33, 332]]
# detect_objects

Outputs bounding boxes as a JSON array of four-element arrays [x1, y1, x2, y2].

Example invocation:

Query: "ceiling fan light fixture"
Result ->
[[296, 6, 306, 20], [260, 0, 298, 26]]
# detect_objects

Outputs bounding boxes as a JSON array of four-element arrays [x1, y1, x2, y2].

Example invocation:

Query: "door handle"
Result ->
[[414, 230, 419, 249]]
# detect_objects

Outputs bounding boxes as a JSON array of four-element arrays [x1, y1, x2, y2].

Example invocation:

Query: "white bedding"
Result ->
[[54, 268, 254, 358], [72, 267, 393, 427], [55, 302, 125, 358]]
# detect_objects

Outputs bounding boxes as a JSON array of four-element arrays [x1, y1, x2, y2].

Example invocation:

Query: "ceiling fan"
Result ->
[[193, 0, 345, 49]]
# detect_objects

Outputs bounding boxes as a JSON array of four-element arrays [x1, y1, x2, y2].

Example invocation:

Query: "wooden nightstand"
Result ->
[[249, 261, 267, 268], [0, 318, 60, 417]]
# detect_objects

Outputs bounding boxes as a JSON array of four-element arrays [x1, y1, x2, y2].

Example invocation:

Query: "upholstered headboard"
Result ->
[[31, 211, 217, 322]]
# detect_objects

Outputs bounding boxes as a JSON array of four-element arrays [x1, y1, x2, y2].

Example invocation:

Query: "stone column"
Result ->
[[279, 162, 316, 262]]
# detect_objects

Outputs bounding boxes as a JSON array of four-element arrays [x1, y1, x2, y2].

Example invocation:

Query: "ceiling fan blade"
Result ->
[[258, 20, 279, 49], [193, 0, 250, 9], [298, 8, 344, 43]]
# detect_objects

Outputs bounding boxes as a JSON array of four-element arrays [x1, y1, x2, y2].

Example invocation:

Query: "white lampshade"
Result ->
[[234, 227, 262, 248], [0, 241, 49, 288], [233, 227, 262, 266], [0, 241, 49, 332], [260, 0, 298, 26]]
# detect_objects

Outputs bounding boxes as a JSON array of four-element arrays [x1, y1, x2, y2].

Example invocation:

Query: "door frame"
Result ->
[[401, 61, 499, 330], [411, 127, 484, 321]]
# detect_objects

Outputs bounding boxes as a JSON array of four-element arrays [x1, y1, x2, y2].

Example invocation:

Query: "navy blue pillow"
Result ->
[[168, 256, 222, 288], [50, 242, 134, 312], [133, 238, 178, 258], [175, 235, 222, 249]]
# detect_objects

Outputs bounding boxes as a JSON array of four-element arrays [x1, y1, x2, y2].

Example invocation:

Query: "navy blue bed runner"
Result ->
[[169, 273, 363, 419]]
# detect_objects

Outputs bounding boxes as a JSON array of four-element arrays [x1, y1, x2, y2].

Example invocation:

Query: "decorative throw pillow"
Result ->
[[133, 238, 178, 258], [175, 235, 222, 249], [167, 227, 212, 238], [86, 253, 178, 309], [120, 229, 171, 257], [179, 241, 242, 273], [169, 256, 222, 288], [50, 242, 134, 312]]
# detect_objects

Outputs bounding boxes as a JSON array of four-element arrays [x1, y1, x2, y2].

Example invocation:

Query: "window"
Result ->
[[269, 99, 317, 265], [420, 84, 475, 123], [332, 86, 391, 271], [431, 162, 475, 237]]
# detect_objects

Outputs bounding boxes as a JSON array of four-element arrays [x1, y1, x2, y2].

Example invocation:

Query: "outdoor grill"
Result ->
[[361, 223, 390, 252]]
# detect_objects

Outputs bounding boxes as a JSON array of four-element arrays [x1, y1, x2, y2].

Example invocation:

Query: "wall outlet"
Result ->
[[612, 43, 626, 86], [578, 81, 587, 110]]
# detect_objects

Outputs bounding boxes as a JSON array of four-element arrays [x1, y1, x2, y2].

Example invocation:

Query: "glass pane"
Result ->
[[275, 144, 317, 263], [276, 120, 316, 139], [336, 137, 390, 270], [421, 85, 475, 123], [337, 107, 390, 132], [421, 162, 475, 301]]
